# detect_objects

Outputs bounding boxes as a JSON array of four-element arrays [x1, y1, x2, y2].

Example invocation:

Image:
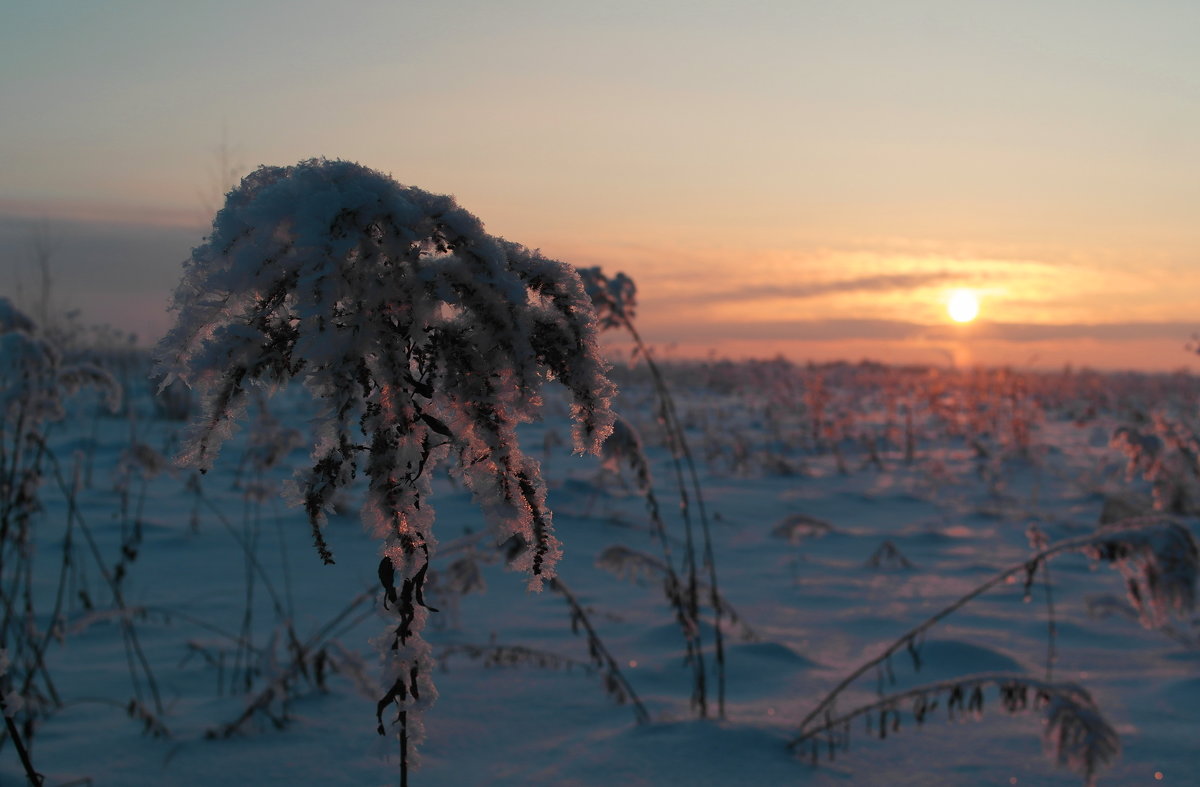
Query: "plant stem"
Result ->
[[620, 316, 726, 717], [789, 518, 1172, 747], [549, 577, 649, 724]]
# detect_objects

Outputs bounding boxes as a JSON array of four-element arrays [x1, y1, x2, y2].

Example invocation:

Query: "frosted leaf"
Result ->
[[1040, 684, 1120, 787]]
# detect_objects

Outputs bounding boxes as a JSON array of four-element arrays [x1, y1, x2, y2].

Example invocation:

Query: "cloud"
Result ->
[[927, 322, 1200, 343], [679, 272, 960, 304], [644, 318, 1200, 345], [644, 318, 928, 342]]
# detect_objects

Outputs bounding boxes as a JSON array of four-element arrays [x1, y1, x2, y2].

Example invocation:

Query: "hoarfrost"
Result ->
[[153, 157, 616, 772]]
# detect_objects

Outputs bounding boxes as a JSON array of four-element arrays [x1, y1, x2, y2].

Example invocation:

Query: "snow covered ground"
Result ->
[[4, 359, 1199, 786]]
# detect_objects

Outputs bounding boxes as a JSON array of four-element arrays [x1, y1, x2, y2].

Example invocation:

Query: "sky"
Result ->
[[2, 0, 1199, 370]]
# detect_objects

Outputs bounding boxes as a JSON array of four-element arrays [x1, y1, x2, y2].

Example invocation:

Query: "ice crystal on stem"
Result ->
[[154, 158, 615, 774]]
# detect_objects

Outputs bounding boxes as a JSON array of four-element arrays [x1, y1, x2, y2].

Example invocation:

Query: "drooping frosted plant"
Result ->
[[579, 265, 728, 718], [790, 515, 1196, 784], [154, 158, 615, 776], [1040, 682, 1121, 787], [1083, 518, 1197, 628], [577, 266, 637, 332], [792, 673, 1120, 787], [1, 295, 121, 571], [1, 299, 120, 429], [1110, 420, 1200, 514]]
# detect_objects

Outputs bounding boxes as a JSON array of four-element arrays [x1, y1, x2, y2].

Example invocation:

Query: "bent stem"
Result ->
[[607, 420, 706, 716], [2, 706, 43, 786], [549, 577, 649, 724], [795, 672, 1065, 746], [40, 443, 165, 719], [792, 673, 1119, 787], [620, 315, 726, 719], [789, 516, 1185, 748]]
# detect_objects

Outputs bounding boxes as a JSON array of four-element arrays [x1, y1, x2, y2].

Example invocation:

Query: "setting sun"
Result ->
[[947, 289, 980, 323]]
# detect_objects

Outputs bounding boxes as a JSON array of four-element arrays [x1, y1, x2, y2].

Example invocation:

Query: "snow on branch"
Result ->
[[155, 157, 615, 579], [154, 158, 618, 773]]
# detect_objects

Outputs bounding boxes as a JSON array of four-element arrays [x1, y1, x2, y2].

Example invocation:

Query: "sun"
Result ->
[[947, 289, 980, 323]]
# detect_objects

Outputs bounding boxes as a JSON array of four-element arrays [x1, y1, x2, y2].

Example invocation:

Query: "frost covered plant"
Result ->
[[792, 674, 1119, 787], [594, 416, 708, 682], [1, 299, 120, 429], [154, 158, 615, 778], [1082, 518, 1197, 628], [1041, 683, 1121, 787], [580, 266, 728, 718], [577, 266, 637, 331], [791, 515, 1195, 784], [1110, 420, 1200, 514], [0, 298, 120, 784], [1, 294, 121, 610]]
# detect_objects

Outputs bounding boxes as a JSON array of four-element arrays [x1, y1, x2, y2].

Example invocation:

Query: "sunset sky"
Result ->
[[3, 0, 1199, 370]]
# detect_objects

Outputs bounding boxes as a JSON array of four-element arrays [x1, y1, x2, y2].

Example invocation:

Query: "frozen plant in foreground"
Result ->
[[154, 158, 615, 778]]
